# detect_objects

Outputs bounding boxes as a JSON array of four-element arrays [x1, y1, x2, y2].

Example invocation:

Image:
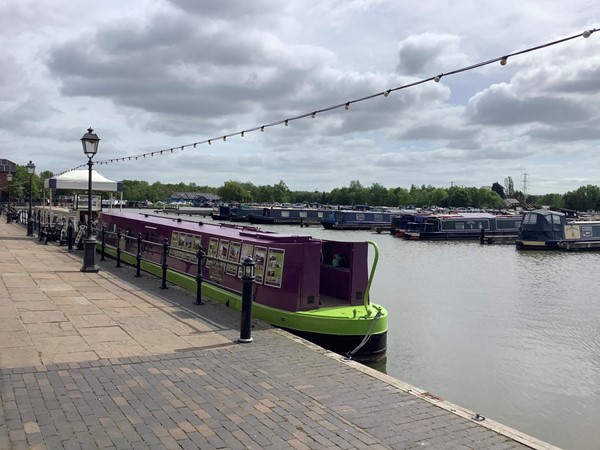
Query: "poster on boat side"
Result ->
[[206, 237, 219, 267], [226, 241, 241, 276], [253, 246, 267, 284], [169, 232, 202, 263], [238, 243, 255, 278], [264, 248, 285, 288]]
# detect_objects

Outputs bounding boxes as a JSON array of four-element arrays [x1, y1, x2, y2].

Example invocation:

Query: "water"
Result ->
[[235, 222, 600, 450], [128, 211, 600, 449]]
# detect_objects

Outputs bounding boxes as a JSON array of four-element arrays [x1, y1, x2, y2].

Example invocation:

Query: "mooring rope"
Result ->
[[343, 308, 383, 361]]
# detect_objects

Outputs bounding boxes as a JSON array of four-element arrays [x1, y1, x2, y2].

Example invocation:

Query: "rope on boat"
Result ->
[[342, 308, 383, 361]]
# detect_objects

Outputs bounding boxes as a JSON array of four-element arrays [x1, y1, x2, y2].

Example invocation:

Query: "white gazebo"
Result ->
[[42, 170, 124, 226]]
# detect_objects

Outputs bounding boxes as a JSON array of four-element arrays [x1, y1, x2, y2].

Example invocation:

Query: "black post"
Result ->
[[239, 256, 256, 343], [26, 175, 33, 236], [194, 248, 205, 305], [100, 226, 106, 261], [81, 157, 99, 272], [6, 176, 11, 224], [161, 238, 169, 289], [135, 233, 142, 277], [38, 211, 44, 242], [480, 228, 485, 245], [116, 229, 122, 268], [67, 220, 74, 251]]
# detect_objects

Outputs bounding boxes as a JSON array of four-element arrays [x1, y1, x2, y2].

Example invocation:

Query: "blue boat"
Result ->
[[321, 209, 396, 230], [248, 207, 329, 226], [517, 209, 600, 250], [404, 213, 522, 240]]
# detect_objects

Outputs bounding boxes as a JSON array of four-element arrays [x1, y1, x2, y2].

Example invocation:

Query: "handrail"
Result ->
[[363, 240, 379, 315]]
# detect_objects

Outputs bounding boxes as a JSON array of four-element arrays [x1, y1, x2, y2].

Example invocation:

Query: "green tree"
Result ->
[[491, 182, 505, 199]]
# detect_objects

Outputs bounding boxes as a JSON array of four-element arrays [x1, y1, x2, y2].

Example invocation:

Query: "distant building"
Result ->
[[0, 159, 17, 203], [168, 192, 221, 206]]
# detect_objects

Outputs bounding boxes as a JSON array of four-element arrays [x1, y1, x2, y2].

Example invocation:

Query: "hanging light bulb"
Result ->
[[223, 136, 226, 141], [583, 30, 591, 38], [345, 103, 349, 110], [194, 143, 197, 148], [500, 57, 508, 66], [311, 112, 316, 119], [261, 126, 265, 132], [241, 131, 245, 137], [383, 90, 390, 97], [434, 75, 442, 82], [208, 140, 211, 145], [284, 120, 289, 126]]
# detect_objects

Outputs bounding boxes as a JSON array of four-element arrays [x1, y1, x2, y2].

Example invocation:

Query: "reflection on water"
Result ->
[[138, 213, 599, 450]]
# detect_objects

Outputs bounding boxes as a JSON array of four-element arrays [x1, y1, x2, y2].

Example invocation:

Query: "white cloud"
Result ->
[[0, 0, 599, 194]]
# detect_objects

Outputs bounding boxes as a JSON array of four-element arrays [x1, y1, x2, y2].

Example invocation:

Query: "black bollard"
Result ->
[[480, 228, 485, 245], [194, 248, 205, 305], [67, 220, 74, 251], [116, 229, 122, 267], [100, 226, 106, 261], [160, 239, 169, 289], [239, 256, 256, 343], [135, 233, 142, 277]]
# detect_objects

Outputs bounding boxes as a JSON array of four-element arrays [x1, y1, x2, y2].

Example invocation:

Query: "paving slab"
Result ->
[[0, 219, 558, 449]]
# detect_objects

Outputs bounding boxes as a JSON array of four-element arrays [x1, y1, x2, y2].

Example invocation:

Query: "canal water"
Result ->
[[127, 210, 597, 449], [237, 222, 599, 450]]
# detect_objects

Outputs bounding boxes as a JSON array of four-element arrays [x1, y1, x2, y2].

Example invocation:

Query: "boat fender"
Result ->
[[198, 221, 203, 226]]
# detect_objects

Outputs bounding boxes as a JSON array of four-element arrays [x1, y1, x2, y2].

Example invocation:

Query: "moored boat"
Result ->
[[321, 209, 396, 230], [248, 207, 327, 226], [516, 209, 600, 250], [99, 212, 388, 362], [404, 213, 522, 240]]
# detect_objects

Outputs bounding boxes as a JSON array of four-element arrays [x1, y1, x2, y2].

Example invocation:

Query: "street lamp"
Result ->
[[80, 127, 100, 273], [6, 173, 12, 224], [26, 161, 35, 236]]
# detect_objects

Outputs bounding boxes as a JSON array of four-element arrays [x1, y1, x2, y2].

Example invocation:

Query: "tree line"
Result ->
[[4, 163, 600, 212]]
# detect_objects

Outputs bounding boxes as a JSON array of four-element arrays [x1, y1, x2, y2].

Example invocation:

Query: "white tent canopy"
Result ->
[[44, 170, 123, 192]]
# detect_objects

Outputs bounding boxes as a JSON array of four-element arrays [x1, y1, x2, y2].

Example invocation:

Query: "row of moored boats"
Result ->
[[211, 204, 600, 251]]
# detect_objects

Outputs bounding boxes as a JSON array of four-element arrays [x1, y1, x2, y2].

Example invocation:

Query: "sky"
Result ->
[[0, 0, 599, 195]]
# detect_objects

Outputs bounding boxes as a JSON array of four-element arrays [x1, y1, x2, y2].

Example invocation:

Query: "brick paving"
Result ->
[[0, 219, 557, 449]]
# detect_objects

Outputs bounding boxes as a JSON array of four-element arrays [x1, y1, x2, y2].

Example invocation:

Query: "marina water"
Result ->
[[131, 210, 598, 449]]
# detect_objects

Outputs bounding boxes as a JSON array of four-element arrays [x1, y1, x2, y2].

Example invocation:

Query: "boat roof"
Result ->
[[102, 211, 315, 243]]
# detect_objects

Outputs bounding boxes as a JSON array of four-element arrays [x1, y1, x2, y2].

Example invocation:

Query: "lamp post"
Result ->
[[6, 173, 12, 224], [80, 127, 100, 273], [26, 161, 35, 236]]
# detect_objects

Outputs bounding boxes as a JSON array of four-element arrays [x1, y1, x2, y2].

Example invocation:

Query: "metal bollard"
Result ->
[[194, 248, 205, 305], [135, 233, 142, 277], [239, 257, 256, 343], [480, 228, 485, 245], [116, 229, 122, 268], [160, 239, 169, 289], [100, 227, 106, 261], [67, 220, 74, 251]]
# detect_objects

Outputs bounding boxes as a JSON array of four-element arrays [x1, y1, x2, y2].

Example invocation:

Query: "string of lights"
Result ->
[[55, 28, 598, 176]]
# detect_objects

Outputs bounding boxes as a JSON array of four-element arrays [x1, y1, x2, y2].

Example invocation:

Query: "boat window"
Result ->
[[522, 213, 537, 225], [455, 222, 465, 230], [551, 214, 563, 225], [374, 214, 382, 221], [356, 214, 365, 221], [299, 211, 307, 218], [281, 211, 289, 217]]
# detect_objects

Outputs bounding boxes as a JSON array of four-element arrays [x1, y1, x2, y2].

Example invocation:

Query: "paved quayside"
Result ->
[[0, 219, 558, 449]]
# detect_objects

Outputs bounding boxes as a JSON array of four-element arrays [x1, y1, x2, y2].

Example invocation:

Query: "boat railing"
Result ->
[[364, 241, 379, 316]]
